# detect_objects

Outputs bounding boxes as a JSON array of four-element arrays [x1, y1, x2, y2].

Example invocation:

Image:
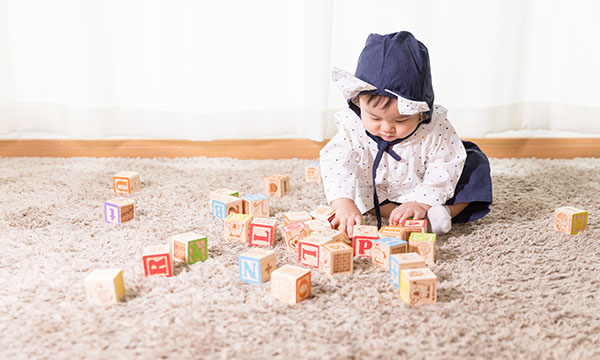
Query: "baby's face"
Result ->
[[359, 96, 420, 141]]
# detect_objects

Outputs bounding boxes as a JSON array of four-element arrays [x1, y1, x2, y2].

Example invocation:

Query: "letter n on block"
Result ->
[[143, 245, 173, 277], [238, 248, 276, 284], [271, 265, 311, 305]]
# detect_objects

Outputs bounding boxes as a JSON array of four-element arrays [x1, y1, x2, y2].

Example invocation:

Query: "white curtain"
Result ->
[[1, 0, 599, 141]]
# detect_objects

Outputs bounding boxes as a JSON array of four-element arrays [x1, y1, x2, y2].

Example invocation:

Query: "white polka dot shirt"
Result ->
[[319, 105, 467, 214]]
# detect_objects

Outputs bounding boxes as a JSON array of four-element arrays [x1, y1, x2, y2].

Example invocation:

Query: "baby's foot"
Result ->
[[427, 205, 452, 234]]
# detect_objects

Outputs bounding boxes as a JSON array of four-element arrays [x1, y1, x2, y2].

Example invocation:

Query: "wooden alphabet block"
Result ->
[[298, 235, 336, 268], [84, 268, 125, 305], [209, 188, 240, 198], [371, 237, 408, 271], [210, 194, 242, 220], [310, 228, 349, 245], [309, 205, 336, 224], [104, 198, 135, 224], [554, 207, 588, 235], [402, 219, 427, 239], [282, 211, 312, 226], [408, 232, 436, 265], [280, 222, 310, 251], [113, 171, 140, 194], [143, 245, 173, 277], [378, 226, 408, 241], [171, 232, 208, 264], [319, 242, 353, 275], [238, 248, 277, 284], [390, 252, 427, 288], [305, 162, 321, 183], [242, 193, 269, 217], [352, 225, 378, 257], [271, 265, 311, 304], [399, 267, 437, 306], [305, 218, 332, 232], [264, 174, 290, 197], [248, 217, 278, 247], [224, 213, 253, 243]]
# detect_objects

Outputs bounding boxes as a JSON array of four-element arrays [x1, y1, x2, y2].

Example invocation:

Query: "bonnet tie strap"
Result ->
[[366, 123, 421, 228]]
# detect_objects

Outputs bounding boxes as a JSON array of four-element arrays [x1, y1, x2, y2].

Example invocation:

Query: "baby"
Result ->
[[320, 31, 492, 236]]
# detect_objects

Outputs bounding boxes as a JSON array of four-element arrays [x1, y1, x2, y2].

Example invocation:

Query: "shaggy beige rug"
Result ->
[[0, 156, 598, 359]]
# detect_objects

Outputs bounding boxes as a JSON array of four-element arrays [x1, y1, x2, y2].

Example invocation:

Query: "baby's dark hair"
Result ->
[[362, 93, 395, 109]]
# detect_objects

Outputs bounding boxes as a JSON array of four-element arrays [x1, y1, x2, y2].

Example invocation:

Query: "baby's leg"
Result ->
[[427, 202, 470, 234]]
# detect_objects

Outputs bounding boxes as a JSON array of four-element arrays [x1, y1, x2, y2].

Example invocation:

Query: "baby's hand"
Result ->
[[330, 198, 363, 237], [389, 201, 431, 226]]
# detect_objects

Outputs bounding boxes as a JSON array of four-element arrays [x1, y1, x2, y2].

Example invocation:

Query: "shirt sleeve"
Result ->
[[319, 111, 360, 205], [401, 118, 467, 206]]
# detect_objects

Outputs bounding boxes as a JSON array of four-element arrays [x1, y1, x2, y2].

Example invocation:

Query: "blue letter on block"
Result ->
[[238, 256, 261, 284], [390, 256, 401, 288], [212, 200, 226, 219]]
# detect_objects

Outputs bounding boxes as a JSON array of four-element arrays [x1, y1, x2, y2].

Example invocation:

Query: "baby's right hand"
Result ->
[[330, 198, 363, 237]]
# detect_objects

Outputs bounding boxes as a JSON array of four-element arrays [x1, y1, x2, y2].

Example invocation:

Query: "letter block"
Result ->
[[378, 226, 408, 241], [310, 228, 349, 245], [305, 218, 332, 232], [210, 194, 242, 220], [238, 248, 277, 284], [402, 219, 427, 239], [143, 245, 173, 277], [305, 161, 321, 183], [171, 232, 208, 264], [554, 207, 588, 235], [309, 205, 335, 223], [264, 174, 290, 197], [371, 237, 408, 271], [282, 211, 312, 226], [248, 217, 278, 247], [400, 267, 437, 306], [242, 193, 269, 217], [352, 225, 378, 257], [280, 222, 310, 251], [390, 252, 427, 288], [113, 171, 140, 194], [408, 232, 436, 266], [84, 268, 125, 305], [298, 235, 336, 268], [271, 265, 311, 304], [224, 213, 253, 243], [104, 198, 135, 224], [319, 242, 353, 275]]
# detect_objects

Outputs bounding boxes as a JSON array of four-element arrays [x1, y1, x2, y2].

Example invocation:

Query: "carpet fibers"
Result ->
[[0, 156, 599, 359]]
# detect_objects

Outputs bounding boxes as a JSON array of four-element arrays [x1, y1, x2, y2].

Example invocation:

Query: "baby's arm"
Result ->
[[330, 198, 363, 237]]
